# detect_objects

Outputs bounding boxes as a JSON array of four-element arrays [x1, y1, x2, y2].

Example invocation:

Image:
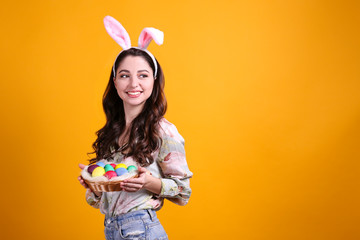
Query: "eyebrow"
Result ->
[[118, 69, 150, 74]]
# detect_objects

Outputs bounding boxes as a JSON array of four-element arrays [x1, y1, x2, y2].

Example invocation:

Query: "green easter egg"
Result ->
[[104, 164, 115, 172], [127, 165, 137, 172]]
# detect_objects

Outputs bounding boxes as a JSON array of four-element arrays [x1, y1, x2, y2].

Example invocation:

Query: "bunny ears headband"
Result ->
[[103, 16, 164, 78]]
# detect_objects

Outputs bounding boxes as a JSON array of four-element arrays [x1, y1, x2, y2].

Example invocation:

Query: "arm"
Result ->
[[155, 123, 193, 205], [157, 146, 193, 206], [120, 128, 193, 206], [78, 164, 102, 208], [120, 149, 193, 206], [121, 121, 193, 205], [120, 166, 162, 195], [85, 188, 102, 209]]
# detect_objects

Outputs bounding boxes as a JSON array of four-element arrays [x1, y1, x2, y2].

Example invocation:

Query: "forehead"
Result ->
[[118, 55, 152, 70]]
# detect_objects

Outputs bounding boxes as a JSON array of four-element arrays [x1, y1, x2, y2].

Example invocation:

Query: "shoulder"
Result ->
[[158, 118, 185, 144]]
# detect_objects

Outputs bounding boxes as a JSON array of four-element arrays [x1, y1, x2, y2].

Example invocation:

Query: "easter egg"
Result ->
[[115, 167, 128, 176], [127, 165, 137, 172], [87, 165, 99, 174], [92, 167, 105, 177], [96, 162, 106, 167], [115, 163, 127, 170], [104, 171, 117, 179], [110, 163, 116, 168], [104, 164, 115, 172]]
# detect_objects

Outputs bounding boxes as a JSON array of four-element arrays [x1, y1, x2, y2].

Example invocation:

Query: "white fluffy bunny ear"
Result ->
[[103, 16, 131, 50], [138, 27, 164, 49]]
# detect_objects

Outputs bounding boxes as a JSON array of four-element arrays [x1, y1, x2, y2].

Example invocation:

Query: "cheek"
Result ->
[[114, 81, 125, 91], [146, 81, 155, 93], [114, 82, 126, 98]]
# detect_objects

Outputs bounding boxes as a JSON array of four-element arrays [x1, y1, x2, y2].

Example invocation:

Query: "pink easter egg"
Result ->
[[104, 171, 117, 179]]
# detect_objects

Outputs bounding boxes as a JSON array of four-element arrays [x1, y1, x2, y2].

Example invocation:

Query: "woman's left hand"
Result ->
[[120, 166, 149, 192], [120, 166, 162, 194]]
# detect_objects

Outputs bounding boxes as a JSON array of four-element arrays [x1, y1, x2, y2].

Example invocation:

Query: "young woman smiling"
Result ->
[[78, 16, 192, 240]]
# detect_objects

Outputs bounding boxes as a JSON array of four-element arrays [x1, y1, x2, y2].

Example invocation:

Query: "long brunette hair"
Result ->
[[90, 48, 167, 166]]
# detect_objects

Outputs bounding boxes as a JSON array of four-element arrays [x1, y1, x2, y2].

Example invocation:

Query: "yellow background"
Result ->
[[1, 0, 359, 239]]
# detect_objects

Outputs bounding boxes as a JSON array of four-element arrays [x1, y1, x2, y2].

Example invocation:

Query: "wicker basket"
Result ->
[[84, 175, 137, 192], [81, 163, 139, 192]]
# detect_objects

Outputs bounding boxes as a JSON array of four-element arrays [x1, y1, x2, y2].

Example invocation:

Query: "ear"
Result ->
[[138, 27, 164, 49], [103, 16, 131, 50]]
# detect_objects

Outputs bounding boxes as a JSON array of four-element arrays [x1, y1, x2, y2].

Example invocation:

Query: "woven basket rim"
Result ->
[[84, 173, 138, 183], [83, 174, 138, 192]]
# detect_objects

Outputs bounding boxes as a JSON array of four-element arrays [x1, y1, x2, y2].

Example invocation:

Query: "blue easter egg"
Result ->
[[96, 162, 106, 167], [115, 167, 128, 176]]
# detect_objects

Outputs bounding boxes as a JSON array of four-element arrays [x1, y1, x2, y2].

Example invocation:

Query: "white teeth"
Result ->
[[128, 92, 140, 95]]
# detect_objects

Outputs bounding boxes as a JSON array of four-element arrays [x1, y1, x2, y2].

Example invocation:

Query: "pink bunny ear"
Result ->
[[138, 27, 164, 49], [103, 16, 131, 50]]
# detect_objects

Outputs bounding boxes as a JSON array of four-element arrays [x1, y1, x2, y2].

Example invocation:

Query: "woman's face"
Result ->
[[114, 55, 155, 111]]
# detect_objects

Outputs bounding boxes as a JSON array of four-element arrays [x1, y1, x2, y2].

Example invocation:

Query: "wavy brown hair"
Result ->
[[89, 48, 167, 166]]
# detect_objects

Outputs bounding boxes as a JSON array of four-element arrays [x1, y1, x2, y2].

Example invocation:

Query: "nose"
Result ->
[[129, 76, 139, 88]]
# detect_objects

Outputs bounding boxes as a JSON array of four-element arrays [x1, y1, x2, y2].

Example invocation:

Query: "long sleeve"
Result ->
[[85, 189, 101, 209], [157, 121, 193, 206]]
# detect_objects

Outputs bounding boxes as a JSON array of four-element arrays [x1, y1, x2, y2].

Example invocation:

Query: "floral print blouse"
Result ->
[[85, 118, 193, 217]]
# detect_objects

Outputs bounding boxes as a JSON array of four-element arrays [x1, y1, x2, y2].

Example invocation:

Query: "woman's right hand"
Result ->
[[78, 163, 102, 197], [78, 163, 89, 189]]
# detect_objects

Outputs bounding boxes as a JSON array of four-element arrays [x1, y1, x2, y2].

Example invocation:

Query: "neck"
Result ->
[[123, 103, 145, 126]]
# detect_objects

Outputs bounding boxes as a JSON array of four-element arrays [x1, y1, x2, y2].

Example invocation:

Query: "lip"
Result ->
[[126, 91, 142, 98]]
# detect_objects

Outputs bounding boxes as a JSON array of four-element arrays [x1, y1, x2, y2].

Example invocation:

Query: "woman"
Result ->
[[78, 16, 192, 240]]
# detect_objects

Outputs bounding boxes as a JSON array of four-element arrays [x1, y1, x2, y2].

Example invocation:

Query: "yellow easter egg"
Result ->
[[92, 167, 105, 177], [115, 163, 127, 170]]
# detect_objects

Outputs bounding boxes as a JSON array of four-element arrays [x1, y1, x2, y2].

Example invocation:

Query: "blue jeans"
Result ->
[[104, 209, 168, 240]]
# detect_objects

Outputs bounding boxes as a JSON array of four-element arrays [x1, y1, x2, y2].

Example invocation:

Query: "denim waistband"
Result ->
[[105, 209, 156, 226]]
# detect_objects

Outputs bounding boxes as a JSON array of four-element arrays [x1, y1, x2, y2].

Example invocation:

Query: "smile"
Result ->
[[126, 91, 142, 97]]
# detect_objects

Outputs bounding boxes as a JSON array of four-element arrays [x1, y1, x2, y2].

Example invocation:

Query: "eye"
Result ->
[[119, 74, 129, 78], [139, 74, 148, 78]]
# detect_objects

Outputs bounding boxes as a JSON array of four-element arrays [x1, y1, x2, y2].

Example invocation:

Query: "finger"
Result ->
[[137, 166, 148, 173], [123, 177, 145, 185], [79, 181, 87, 188], [121, 182, 143, 189], [78, 176, 89, 188], [122, 186, 140, 192], [78, 176, 84, 183], [78, 176, 85, 183], [79, 163, 87, 170]]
